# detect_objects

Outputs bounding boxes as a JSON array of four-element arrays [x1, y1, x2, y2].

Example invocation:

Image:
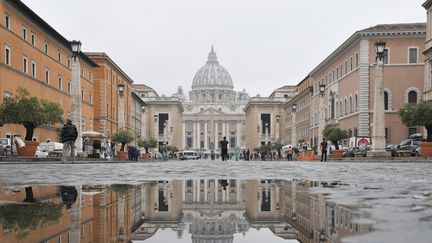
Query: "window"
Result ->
[[81, 88, 84, 100], [22, 27, 27, 40], [67, 59, 70, 68], [355, 53, 359, 67], [58, 235, 62, 243], [384, 91, 389, 110], [44, 42, 49, 54], [5, 13, 10, 30], [58, 77, 63, 91], [344, 99, 348, 115], [409, 47, 418, 64], [5, 45, 11, 65], [349, 96, 353, 113], [355, 94, 358, 111], [45, 68, 50, 84], [23, 56, 28, 73], [383, 49, 389, 64], [336, 67, 339, 79], [31, 33, 36, 46], [67, 80, 71, 94], [89, 92, 92, 104], [345, 61, 348, 74], [350, 57, 353, 71], [31, 60, 36, 77], [58, 51, 62, 63], [385, 128, 390, 142], [408, 90, 418, 104]]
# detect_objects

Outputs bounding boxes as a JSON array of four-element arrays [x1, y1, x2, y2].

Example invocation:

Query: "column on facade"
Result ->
[[215, 179, 219, 202], [182, 180, 186, 202], [236, 121, 241, 148], [197, 121, 201, 150], [154, 114, 158, 140], [197, 180, 201, 202], [70, 185, 82, 243], [225, 182, 230, 202], [192, 180, 196, 202], [226, 121, 230, 143], [222, 122, 226, 138], [182, 122, 186, 149], [214, 122, 219, 150], [236, 180, 241, 202], [192, 121, 197, 149], [204, 179, 208, 202], [204, 122, 208, 150]]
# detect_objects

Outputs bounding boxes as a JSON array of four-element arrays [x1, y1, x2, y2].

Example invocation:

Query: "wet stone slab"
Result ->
[[0, 160, 431, 243]]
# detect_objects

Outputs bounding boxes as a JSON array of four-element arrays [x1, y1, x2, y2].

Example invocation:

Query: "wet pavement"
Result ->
[[0, 160, 431, 243]]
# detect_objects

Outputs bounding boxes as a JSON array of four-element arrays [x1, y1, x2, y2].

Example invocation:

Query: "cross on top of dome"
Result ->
[[207, 45, 218, 64]]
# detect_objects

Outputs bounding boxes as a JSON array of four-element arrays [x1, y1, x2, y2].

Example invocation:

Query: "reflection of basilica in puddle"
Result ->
[[0, 180, 372, 243]]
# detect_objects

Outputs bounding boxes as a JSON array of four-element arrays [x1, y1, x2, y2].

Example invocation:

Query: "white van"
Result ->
[[179, 150, 200, 160]]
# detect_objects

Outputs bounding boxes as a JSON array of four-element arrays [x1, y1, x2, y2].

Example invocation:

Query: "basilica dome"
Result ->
[[192, 46, 234, 90]]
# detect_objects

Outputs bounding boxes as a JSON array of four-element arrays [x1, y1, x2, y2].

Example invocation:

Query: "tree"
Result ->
[[111, 129, 134, 151], [322, 125, 348, 150], [0, 187, 64, 240], [399, 100, 432, 142], [0, 87, 64, 141], [138, 138, 158, 153]]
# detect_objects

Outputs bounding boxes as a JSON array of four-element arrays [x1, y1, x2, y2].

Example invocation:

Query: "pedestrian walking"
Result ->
[[246, 149, 250, 161], [287, 146, 293, 161], [220, 137, 229, 161], [61, 119, 78, 163], [321, 139, 328, 162]]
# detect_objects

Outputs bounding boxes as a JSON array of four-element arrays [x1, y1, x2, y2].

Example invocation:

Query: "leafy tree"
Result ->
[[0, 187, 64, 240], [399, 100, 432, 142], [0, 88, 64, 141], [138, 138, 158, 153], [322, 125, 348, 150], [111, 129, 134, 151], [111, 184, 135, 196]]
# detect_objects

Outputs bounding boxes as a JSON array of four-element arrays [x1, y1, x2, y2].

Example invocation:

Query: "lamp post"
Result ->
[[369, 41, 390, 157], [265, 123, 269, 146], [257, 124, 261, 147], [319, 229, 326, 242], [291, 104, 297, 147], [70, 40, 83, 153], [118, 84, 125, 130], [318, 84, 326, 157]]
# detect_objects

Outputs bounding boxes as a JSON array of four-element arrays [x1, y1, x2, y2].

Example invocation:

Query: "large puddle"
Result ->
[[0, 178, 430, 243]]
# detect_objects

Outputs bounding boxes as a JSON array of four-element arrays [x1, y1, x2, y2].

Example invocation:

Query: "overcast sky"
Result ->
[[23, 0, 425, 97]]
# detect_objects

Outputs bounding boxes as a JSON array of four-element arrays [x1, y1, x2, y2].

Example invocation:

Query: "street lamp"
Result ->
[[319, 229, 326, 242], [319, 84, 326, 94], [369, 41, 389, 157], [291, 104, 297, 147], [118, 84, 125, 95], [70, 40, 81, 57], [318, 84, 326, 158]]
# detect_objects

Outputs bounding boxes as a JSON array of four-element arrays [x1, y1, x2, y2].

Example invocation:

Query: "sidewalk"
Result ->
[[0, 156, 168, 164]]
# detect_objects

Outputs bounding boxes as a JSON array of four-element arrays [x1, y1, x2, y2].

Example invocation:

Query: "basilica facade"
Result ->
[[180, 47, 250, 152]]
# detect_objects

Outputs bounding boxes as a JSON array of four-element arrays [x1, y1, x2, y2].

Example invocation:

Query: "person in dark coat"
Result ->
[[219, 137, 229, 161], [60, 186, 78, 209], [61, 119, 78, 163]]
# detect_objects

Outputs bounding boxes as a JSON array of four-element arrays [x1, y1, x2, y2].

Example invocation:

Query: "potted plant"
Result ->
[[322, 124, 348, 158], [111, 129, 134, 160], [138, 138, 158, 160], [399, 100, 432, 157], [0, 88, 63, 156]]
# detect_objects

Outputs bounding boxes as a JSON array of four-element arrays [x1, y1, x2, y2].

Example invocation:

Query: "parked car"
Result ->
[[391, 136, 425, 157], [0, 138, 17, 156], [343, 144, 371, 157], [179, 150, 200, 160], [35, 147, 49, 158], [416, 146, 422, 156]]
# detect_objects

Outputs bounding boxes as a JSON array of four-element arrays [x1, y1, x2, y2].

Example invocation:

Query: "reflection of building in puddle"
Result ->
[[0, 180, 373, 242]]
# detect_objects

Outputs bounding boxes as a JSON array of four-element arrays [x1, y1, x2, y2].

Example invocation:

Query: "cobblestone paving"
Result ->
[[1, 159, 432, 243]]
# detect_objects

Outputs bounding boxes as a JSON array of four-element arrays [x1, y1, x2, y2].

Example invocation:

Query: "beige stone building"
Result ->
[[282, 76, 314, 147], [424, 1, 432, 101], [308, 23, 426, 147], [244, 97, 286, 150]]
